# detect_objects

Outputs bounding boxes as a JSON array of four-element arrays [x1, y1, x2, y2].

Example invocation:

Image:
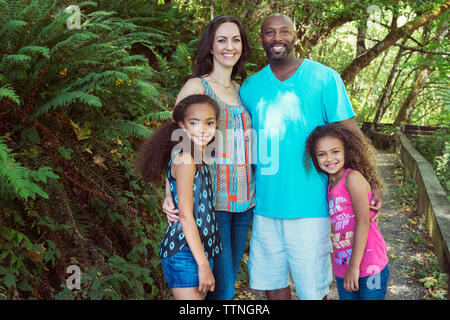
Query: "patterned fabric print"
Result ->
[[199, 78, 255, 213], [159, 156, 222, 260]]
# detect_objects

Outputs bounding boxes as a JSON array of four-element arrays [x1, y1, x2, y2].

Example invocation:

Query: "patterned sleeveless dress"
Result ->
[[159, 152, 222, 259]]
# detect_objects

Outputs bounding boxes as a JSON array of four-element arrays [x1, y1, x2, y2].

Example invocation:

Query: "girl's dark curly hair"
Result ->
[[135, 94, 220, 184], [305, 123, 383, 191], [191, 15, 250, 81]]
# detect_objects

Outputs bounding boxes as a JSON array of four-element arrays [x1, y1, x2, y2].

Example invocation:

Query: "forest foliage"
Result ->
[[0, 0, 448, 299]]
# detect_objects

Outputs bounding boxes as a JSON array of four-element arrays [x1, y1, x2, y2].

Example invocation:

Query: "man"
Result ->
[[239, 13, 383, 300]]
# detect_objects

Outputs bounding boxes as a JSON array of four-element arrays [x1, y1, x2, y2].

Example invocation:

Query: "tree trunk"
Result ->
[[356, 18, 368, 57], [298, 17, 353, 53], [393, 22, 448, 126], [372, 38, 407, 124], [392, 67, 433, 126], [340, 0, 450, 84], [210, 0, 215, 20], [360, 49, 388, 110]]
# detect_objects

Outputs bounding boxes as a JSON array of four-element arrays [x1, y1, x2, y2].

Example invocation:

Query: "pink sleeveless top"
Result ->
[[328, 168, 388, 278]]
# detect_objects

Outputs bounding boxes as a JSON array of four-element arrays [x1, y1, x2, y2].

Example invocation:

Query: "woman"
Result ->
[[162, 16, 254, 300]]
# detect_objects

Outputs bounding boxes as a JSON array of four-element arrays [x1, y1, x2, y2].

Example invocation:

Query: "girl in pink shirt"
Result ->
[[305, 123, 389, 300]]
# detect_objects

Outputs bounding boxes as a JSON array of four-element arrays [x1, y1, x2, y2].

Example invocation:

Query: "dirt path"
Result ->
[[235, 150, 427, 300], [373, 151, 425, 300]]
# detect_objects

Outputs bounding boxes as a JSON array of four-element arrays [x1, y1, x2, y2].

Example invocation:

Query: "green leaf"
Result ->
[[47, 240, 57, 250], [34, 186, 49, 199], [57, 147, 73, 160], [3, 273, 17, 288], [38, 167, 59, 180], [21, 127, 40, 144], [18, 280, 33, 292]]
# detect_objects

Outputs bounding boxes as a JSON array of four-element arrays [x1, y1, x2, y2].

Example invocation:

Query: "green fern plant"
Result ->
[[149, 43, 193, 101], [0, 136, 59, 200], [0, 0, 198, 300]]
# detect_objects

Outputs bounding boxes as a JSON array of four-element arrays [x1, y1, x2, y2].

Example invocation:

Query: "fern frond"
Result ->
[[50, 31, 100, 57], [122, 31, 167, 42], [65, 70, 130, 93], [138, 111, 172, 123], [115, 55, 148, 67], [0, 136, 11, 160], [0, 136, 53, 200], [100, 120, 152, 139], [66, 43, 115, 64], [31, 91, 102, 120], [120, 66, 154, 79], [85, 10, 117, 22], [151, 49, 176, 88], [0, 84, 20, 105], [81, 22, 114, 34], [0, 20, 27, 47], [18, 45, 50, 58], [132, 79, 159, 99], [115, 120, 152, 138], [35, 13, 68, 44], [65, 59, 100, 69], [79, 1, 98, 10], [171, 43, 192, 70], [0, 54, 32, 69], [16, 0, 42, 22]]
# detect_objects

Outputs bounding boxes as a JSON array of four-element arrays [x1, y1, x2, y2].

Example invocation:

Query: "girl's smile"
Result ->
[[314, 136, 346, 179], [179, 103, 217, 150]]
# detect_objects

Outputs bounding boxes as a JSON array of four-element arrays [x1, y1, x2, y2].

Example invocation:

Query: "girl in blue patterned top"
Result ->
[[136, 94, 222, 299]]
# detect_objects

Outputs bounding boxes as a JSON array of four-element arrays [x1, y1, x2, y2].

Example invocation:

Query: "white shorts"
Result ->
[[249, 214, 332, 300]]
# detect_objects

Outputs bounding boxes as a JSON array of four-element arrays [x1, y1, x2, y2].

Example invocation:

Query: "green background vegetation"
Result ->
[[0, 0, 448, 299]]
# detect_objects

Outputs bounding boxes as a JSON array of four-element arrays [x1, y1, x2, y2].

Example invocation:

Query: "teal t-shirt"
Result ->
[[240, 59, 355, 219]]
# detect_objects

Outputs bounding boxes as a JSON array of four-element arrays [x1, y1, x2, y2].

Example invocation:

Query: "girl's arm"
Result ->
[[162, 79, 202, 224], [344, 170, 371, 292], [173, 153, 215, 294]]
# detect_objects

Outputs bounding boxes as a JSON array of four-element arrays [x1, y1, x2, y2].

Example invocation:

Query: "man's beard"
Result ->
[[263, 40, 295, 63]]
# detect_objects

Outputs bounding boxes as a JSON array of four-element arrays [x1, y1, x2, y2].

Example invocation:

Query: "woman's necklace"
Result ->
[[210, 77, 234, 89]]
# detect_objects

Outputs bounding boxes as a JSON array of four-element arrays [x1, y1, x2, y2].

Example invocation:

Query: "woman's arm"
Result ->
[[163, 177, 179, 226], [344, 170, 371, 292], [173, 153, 215, 293]]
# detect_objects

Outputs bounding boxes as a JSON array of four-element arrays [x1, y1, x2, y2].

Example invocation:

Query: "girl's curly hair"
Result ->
[[305, 123, 383, 191], [135, 94, 220, 184]]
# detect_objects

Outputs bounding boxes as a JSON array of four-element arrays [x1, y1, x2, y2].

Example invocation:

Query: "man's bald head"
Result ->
[[261, 13, 295, 34], [259, 13, 297, 64]]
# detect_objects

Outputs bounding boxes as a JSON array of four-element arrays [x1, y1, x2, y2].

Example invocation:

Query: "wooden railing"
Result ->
[[361, 122, 448, 136], [364, 130, 450, 299]]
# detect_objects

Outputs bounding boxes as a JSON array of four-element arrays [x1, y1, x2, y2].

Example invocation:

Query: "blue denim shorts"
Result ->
[[335, 264, 390, 300], [161, 246, 214, 290]]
